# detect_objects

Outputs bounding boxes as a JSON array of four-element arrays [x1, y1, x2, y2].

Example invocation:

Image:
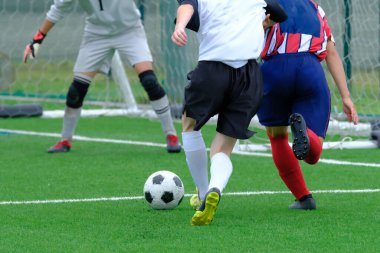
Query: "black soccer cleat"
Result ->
[[289, 113, 310, 160], [289, 195, 316, 210]]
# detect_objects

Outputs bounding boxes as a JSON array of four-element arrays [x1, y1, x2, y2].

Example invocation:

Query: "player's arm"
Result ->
[[325, 40, 359, 124], [23, 0, 74, 63], [172, 1, 196, 47], [23, 19, 54, 63]]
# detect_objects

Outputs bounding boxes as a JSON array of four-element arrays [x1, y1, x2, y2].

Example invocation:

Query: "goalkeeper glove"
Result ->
[[23, 30, 46, 63]]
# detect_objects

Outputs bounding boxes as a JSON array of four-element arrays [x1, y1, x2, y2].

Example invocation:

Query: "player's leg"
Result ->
[[47, 72, 95, 153], [180, 61, 232, 224], [266, 126, 316, 209], [134, 61, 180, 153], [182, 113, 209, 210], [292, 54, 330, 164], [48, 33, 114, 153], [289, 113, 323, 163], [117, 21, 180, 153], [258, 55, 315, 209], [191, 133, 236, 226], [192, 60, 263, 225]]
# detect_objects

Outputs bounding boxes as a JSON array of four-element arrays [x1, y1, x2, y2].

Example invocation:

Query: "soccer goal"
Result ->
[[0, 0, 379, 149]]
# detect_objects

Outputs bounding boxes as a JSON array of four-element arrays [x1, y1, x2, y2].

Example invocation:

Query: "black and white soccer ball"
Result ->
[[144, 170, 185, 210]]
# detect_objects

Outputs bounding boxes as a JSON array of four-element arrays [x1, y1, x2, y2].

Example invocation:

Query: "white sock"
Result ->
[[62, 106, 81, 141], [151, 95, 176, 136], [182, 131, 209, 200], [208, 152, 233, 194]]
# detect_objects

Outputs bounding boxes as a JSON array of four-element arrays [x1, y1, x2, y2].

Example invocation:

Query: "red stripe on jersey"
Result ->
[[261, 0, 333, 62], [260, 28, 276, 59], [286, 34, 301, 53]]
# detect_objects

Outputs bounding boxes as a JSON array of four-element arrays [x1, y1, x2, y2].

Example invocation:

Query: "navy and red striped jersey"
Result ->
[[261, 0, 333, 62]]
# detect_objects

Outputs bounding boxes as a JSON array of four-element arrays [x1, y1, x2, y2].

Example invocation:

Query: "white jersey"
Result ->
[[47, 0, 141, 36], [197, 0, 267, 68]]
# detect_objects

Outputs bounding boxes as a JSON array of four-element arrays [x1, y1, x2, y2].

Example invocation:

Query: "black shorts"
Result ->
[[183, 60, 263, 139]]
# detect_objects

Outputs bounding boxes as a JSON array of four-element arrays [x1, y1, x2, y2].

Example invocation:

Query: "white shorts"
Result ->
[[74, 20, 153, 74]]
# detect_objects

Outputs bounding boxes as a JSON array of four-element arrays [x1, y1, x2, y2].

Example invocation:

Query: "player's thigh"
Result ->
[[293, 57, 331, 137], [257, 59, 295, 126], [74, 33, 114, 74], [115, 21, 153, 66]]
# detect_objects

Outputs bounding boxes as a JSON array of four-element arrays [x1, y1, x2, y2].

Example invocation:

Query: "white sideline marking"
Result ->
[[0, 189, 379, 206], [1, 128, 379, 168]]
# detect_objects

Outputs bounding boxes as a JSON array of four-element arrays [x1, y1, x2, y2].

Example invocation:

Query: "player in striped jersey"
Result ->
[[23, 0, 181, 153], [258, 0, 359, 210]]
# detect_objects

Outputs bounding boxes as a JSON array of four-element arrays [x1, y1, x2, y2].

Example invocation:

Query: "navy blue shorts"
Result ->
[[184, 60, 263, 139], [257, 53, 331, 138]]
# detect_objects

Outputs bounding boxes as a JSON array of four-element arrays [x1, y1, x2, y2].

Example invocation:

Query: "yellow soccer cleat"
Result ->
[[191, 188, 221, 226], [190, 193, 202, 210]]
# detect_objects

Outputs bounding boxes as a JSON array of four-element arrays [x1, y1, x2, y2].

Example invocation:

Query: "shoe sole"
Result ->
[[47, 147, 70, 153], [191, 192, 220, 226], [289, 199, 317, 210], [289, 113, 310, 160], [167, 147, 181, 153]]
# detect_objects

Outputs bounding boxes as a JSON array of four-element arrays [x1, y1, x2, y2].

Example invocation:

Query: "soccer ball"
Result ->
[[143, 170, 185, 210]]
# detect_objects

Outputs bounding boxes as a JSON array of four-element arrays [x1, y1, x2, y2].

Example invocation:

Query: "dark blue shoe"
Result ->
[[289, 113, 310, 160], [289, 196, 316, 210]]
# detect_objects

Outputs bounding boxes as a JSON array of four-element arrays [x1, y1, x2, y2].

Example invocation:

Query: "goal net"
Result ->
[[0, 0, 379, 148]]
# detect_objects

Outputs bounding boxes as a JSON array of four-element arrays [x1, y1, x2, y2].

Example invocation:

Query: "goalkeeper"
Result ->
[[23, 0, 181, 153]]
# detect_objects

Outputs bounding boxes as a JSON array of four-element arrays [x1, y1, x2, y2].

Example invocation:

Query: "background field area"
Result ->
[[1, 0, 380, 117], [0, 116, 379, 252]]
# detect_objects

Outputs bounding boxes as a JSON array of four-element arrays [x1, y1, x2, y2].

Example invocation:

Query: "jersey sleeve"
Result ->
[[46, 0, 75, 23], [176, 0, 200, 32], [264, 0, 288, 23], [318, 6, 334, 43]]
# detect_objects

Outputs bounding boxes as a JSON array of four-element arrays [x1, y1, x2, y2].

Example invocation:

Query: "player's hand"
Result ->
[[263, 14, 276, 29], [172, 26, 188, 47], [342, 97, 359, 125], [23, 30, 46, 63]]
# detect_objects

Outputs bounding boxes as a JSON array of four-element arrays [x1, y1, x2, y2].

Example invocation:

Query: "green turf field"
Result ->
[[0, 116, 379, 252]]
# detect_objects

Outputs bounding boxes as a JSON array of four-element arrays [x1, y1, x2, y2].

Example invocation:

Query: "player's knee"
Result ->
[[139, 70, 166, 101], [66, 78, 90, 108]]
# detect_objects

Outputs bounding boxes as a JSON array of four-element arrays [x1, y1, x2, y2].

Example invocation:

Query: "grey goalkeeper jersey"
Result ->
[[46, 0, 141, 35]]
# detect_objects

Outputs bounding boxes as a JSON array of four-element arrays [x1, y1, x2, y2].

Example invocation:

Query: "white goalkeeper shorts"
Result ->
[[74, 20, 153, 74]]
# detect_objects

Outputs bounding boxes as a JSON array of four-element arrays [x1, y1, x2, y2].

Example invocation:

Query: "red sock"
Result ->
[[268, 132, 310, 200], [304, 128, 323, 165]]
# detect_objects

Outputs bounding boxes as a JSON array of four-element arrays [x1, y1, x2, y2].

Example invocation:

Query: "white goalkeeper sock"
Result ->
[[182, 131, 209, 200], [208, 152, 233, 194], [62, 106, 81, 141], [61, 73, 92, 141], [151, 95, 176, 136]]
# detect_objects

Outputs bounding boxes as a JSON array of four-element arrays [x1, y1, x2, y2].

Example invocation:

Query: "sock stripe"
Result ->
[[154, 105, 170, 115]]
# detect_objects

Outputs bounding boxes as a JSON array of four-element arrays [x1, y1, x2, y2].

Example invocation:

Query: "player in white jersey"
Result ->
[[172, 0, 287, 225], [23, 0, 181, 153]]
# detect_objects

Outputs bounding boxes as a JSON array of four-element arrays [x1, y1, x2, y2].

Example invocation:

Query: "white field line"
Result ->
[[0, 189, 379, 206], [1, 128, 379, 168]]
